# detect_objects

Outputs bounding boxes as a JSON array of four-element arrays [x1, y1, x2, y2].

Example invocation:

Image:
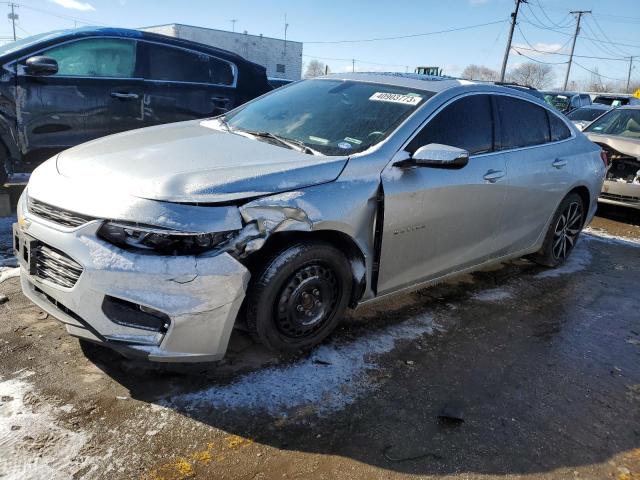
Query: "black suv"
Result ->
[[0, 27, 272, 184]]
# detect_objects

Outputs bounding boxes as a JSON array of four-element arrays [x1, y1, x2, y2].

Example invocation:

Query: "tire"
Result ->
[[531, 192, 585, 268], [244, 241, 352, 353]]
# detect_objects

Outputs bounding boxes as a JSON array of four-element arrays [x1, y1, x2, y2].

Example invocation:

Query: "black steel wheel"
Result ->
[[244, 241, 352, 352], [531, 192, 585, 268]]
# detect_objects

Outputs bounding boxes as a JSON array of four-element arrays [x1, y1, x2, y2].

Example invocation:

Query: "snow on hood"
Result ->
[[55, 120, 348, 204]]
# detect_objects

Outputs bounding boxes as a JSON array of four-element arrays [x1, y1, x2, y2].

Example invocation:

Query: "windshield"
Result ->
[[584, 109, 640, 139], [544, 93, 570, 112], [568, 107, 608, 122], [0, 31, 64, 58], [225, 79, 433, 156]]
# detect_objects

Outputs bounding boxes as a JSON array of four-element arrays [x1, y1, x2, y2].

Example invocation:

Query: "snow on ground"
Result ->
[[471, 288, 512, 302], [535, 242, 593, 279], [0, 372, 94, 480], [166, 314, 436, 417], [584, 227, 640, 247]]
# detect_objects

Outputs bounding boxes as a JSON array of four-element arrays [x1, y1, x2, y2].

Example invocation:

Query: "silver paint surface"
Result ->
[[18, 74, 605, 361]]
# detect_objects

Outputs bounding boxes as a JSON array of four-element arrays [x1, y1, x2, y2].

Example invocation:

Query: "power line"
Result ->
[[581, 22, 627, 58], [589, 15, 633, 57], [303, 19, 507, 44], [572, 61, 625, 82], [512, 44, 626, 62], [532, 0, 573, 28], [302, 54, 409, 70], [520, 16, 640, 51], [1, 2, 106, 27], [516, 23, 572, 55], [512, 48, 568, 65]]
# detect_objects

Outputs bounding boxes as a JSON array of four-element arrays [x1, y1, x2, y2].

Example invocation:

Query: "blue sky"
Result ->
[[3, 0, 639, 88]]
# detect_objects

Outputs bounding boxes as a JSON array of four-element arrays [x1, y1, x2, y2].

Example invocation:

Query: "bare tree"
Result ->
[[461, 64, 499, 81], [507, 62, 554, 89], [305, 60, 326, 78]]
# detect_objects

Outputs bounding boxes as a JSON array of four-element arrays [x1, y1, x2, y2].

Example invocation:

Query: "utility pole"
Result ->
[[7, 3, 18, 42], [230, 19, 237, 33], [500, 0, 526, 82], [626, 56, 635, 93], [352, 59, 355, 73], [283, 14, 288, 55], [563, 10, 591, 90]]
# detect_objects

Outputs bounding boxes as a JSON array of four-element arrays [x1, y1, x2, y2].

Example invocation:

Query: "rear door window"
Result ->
[[407, 94, 494, 155], [143, 43, 234, 85], [548, 111, 572, 141], [496, 96, 550, 149], [42, 38, 136, 78]]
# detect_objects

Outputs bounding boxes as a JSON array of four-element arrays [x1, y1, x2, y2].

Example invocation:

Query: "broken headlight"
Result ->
[[97, 222, 236, 255]]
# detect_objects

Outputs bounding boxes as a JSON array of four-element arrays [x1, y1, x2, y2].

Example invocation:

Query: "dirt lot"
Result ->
[[1, 204, 639, 480]]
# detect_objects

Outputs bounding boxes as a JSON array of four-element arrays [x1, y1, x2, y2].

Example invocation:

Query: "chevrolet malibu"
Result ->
[[14, 73, 606, 362]]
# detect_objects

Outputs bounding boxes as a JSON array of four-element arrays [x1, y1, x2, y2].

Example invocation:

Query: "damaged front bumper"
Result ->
[[600, 179, 640, 209], [15, 195, 250, 362]]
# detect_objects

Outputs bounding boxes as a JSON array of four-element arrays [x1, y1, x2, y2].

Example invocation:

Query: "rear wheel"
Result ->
[[245, 241, 352, 352], [531, 192, 585, 267]]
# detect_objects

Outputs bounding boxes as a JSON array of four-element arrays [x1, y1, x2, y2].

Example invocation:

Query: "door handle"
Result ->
[[552, 159, 568, 169], [111, 92, 139, 100], [483, 169, 505, 183]]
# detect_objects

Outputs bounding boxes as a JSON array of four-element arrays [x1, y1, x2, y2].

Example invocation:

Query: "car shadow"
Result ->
[[84, 240, 640, 477], [596, 203, 640, 227]]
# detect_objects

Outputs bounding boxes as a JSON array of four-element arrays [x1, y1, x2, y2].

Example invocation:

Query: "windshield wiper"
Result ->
[[236, 130, 322, 156]]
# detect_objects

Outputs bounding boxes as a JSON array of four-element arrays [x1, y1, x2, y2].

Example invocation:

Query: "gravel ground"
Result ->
[[0, 203, 639, 480]]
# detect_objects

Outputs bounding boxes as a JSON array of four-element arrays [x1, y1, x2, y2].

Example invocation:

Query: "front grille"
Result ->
[[601, 192, 640, 204], [34, 244, 83, 288], [28, 197, 95, 228]]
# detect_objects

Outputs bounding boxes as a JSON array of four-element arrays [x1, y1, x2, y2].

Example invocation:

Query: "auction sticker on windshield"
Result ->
[[370, 92, 423, 105]]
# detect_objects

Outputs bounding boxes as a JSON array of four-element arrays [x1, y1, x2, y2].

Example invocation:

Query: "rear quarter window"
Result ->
[[497, 96, 550, 149], [548, 111, 572, 141]]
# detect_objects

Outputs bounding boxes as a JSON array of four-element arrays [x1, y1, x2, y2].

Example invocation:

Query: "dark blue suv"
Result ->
[[0, 27, 272, 184]]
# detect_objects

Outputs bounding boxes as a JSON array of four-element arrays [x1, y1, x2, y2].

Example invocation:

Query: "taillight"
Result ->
[[600, 149, 609, 167]]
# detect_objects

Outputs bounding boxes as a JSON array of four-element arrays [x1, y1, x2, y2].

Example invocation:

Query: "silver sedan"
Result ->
[[14, 73, 606, 362]]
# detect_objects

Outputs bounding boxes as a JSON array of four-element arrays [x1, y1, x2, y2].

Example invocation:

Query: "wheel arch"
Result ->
[[568, 184, 591, 220], [244, 229, 367, 308]]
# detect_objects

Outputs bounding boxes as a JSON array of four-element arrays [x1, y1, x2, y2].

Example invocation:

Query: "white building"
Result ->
[[141, 23, 303, 81]]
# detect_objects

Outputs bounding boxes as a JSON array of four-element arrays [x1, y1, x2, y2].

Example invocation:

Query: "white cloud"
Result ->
[[512, 42, 566, 56], [48, 0, 95, 11], [469, 0, 490, 5]]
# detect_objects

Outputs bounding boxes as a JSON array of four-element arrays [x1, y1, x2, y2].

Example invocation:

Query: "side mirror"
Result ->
[[24, 56, 58, 76], [397, 143, 469, 169]]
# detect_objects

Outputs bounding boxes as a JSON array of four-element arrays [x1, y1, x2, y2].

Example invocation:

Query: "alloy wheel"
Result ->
[[552, 201, 583, 262]]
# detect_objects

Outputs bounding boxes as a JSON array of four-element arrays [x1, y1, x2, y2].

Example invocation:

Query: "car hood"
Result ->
[[585, 133, 640, 158], [55, 119, 349, 203]]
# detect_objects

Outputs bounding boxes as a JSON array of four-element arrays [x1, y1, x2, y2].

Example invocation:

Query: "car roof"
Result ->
[[540, 91, 581, 96], [320, 72, 475, 93]]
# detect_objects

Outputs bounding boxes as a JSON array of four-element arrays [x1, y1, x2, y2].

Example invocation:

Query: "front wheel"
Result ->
[[531, 192, 585, 268], [244, 241, 352, 352]]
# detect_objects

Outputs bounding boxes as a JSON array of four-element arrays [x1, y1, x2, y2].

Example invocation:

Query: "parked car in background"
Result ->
[[583, 106, 640, 210], [592, 94, 640, 107], [14, 73, 605, 362], [567, 104, 612, 130], [0, 27, 272, 185], [542, 91, 592, 114], [268, 77, 293, 89]]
